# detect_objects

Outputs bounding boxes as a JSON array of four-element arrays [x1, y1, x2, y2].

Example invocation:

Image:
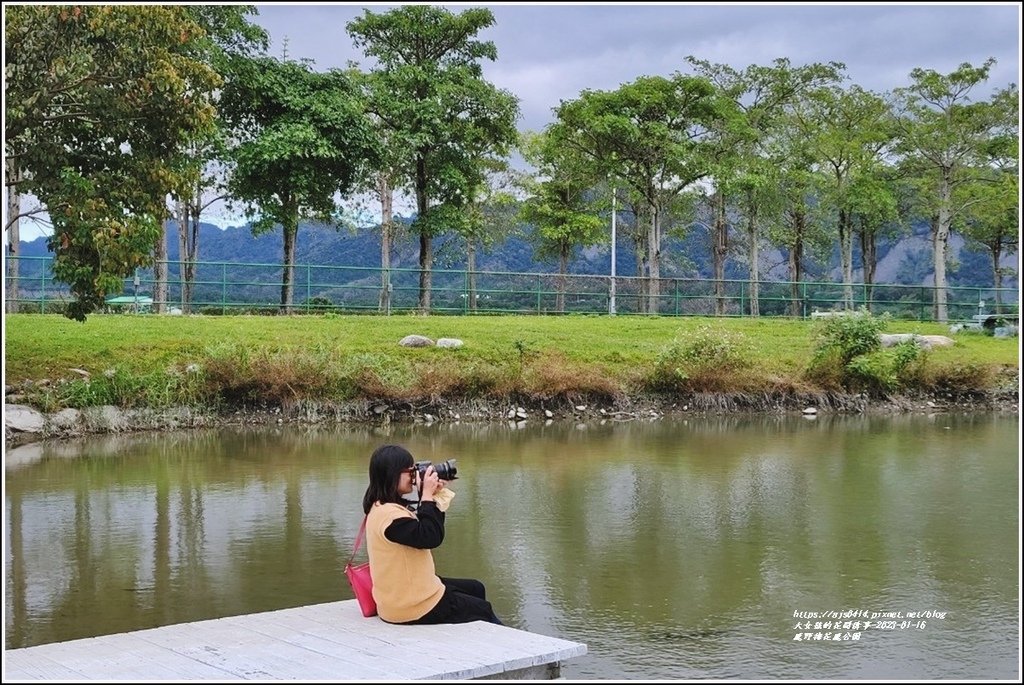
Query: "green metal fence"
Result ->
[[5, 255, 1019, 322]]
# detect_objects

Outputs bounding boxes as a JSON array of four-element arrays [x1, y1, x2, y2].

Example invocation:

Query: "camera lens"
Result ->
[[435, 460, 456, 480], [415, 459, 458, 480]]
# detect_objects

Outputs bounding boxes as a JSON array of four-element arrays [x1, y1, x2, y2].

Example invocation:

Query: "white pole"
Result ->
[[609, 186, 617, 315]]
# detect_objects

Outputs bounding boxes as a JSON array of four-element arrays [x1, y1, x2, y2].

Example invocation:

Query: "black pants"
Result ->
[[406, 576, 503, 625]]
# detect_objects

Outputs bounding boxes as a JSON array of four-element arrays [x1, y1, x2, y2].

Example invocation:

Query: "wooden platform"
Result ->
[[4, 600, 587, 681]]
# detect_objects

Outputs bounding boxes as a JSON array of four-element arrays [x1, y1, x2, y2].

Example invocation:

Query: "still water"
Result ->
[[4, 413, 1019, 679]]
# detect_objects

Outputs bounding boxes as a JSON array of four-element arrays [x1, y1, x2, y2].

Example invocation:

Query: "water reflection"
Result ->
[[4, 413, 1019, 679]]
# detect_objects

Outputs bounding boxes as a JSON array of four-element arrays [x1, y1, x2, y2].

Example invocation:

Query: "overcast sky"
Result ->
[[252, 2, 1021, 135]]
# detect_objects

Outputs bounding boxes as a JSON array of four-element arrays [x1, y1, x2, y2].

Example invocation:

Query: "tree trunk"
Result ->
[[788, 208, 805, 318], [467, 239, 478, 312], [860, 226, 877, 313], [176, 200, 189, 312], [416, 153, 431, 313], [991, 242, 1003, 314], [153, 216, 168, 314], [280, 210, 297, 314], [187, 199, 199, 311], [6, 165, 20, 314], [378, 175, 393, 314], [933, 176, 952, 322], [647, 200, 660, 315], [712, 190, 728, 316], [556, 243, 568, 313], [632, 206, 648, 313], [176, 191, 201, 314], [839, 208, 854, 311], [746, 199, 760, 317]]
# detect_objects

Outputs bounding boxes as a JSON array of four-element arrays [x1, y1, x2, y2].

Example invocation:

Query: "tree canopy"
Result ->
[[5, 5, 221, 320]]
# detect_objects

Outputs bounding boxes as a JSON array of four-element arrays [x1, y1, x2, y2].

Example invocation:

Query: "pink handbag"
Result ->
[[345, 517, 377, 617]]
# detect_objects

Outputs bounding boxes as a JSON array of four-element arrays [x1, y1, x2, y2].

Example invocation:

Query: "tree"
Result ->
[[956, 171, 1019, 313], [892, 59, 1010, 322], [5, 5, 221, 320], [520, 131, 605, 313], [553, 74, 723, 313], [848, 167, 900, 311], [763, 111, 833, 317], [164, 5, 269, 314], [459, 157, 525, 311], [347, 6, 520, 313], [797, 84, 895, 310], [686, 57, 844, 316], [219, 56, 377, 313]]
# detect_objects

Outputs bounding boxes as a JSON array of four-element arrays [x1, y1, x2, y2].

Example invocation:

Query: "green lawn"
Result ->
[[4, 313, 1018, 409]]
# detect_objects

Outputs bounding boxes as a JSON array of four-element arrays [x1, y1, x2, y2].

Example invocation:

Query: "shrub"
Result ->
[[811, 308, 889, 366], [806, 309, 892, 391], [648, 325, 751, 392]]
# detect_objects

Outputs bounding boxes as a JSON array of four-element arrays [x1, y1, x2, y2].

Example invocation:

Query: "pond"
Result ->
[[4, 412, 1019, 679]]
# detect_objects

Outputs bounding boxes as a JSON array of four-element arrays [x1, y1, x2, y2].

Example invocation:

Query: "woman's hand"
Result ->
[[419, 465, 441, 500]]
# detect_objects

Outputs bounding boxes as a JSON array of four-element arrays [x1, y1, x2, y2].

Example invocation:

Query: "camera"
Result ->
[[415, 459, 458, 481]]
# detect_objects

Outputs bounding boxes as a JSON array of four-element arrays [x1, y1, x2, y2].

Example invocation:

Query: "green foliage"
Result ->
[[844, 341, 923, 395], [5, 5, 222, 320], [347, 5, 520, 310], [25, 365, 211, 411], [811, 308, 889, 366], [649, 325, 751, 391], [219, 56, 379, 310]]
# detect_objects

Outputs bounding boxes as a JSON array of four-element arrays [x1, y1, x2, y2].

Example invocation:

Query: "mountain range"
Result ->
[[15, 217, 1017, 304]]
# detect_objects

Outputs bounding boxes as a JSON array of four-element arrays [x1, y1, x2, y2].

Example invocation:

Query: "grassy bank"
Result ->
[[4, 313, 1019, 413]]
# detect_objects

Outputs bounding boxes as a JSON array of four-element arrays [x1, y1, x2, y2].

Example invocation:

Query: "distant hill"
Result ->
[[15, 216, 1017, 300]]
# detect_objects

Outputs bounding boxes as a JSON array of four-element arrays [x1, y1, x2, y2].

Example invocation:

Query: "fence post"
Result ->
[[222, 263, 227, 315], [40, 260, 46, 314], [306, 264, 311, 313]]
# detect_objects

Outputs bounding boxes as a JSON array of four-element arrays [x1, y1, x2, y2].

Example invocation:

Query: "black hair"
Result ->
[[362, 444, 415, 514]]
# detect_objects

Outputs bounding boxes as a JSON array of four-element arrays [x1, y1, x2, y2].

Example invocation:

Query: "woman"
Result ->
[[361, 444, 502, 625]]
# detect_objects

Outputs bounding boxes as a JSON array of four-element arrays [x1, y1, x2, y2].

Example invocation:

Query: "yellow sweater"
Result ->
[[366, 501, 446, 623]]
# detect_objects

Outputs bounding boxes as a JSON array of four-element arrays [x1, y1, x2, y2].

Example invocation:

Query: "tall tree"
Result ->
[[763, 111, 832, 317], [892, 59, 1009, 322], [347, 6, 519, 313], [5, 5, 220, 320], [520, 131, 605, 313], [219, 56, 377, 313], [459, 157, 525, 311], [797, 84, 895, 310], [687, 57, 844, 316], [848, 167, 900, 311], [553, 74, 723, 313], [165, 5, 269, 314]]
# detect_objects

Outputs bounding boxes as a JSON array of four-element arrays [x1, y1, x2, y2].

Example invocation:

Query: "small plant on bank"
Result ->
[[21, 365, 213, 411], [845, 341, 924, 396], [806, 309, 891, 391], [648, 325, 752, 392]]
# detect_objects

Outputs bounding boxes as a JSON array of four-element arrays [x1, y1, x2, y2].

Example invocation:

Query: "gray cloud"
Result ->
[[253, 3, 1019, 133]]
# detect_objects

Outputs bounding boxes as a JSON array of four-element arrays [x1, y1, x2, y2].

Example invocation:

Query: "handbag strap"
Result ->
[[346, 516, 367, 567]]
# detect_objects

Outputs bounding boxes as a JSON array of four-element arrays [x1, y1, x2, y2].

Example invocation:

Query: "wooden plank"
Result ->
[[297, 604, 586, 679], [232, 604, 512, 680], [4, 600, 587, 681], [135, 618, 395, 680], [218, 611, 448, 679], [14, 634, 235, 680], [3, 649, 91, 680]]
